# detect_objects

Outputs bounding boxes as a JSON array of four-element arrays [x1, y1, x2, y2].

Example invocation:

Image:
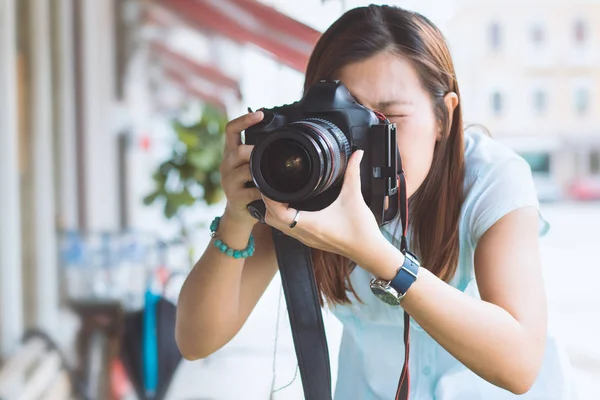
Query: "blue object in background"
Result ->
[[61, 230, 87, 298], [143, 287, 161, 398]]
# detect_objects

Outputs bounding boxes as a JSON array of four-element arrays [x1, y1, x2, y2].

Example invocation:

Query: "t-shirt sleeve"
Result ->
[[467, 156, 550, 247]]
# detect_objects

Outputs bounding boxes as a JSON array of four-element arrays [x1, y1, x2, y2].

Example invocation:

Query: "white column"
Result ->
[[30, 0, 59, 334], [0, 0, 24, 356], [81, 0, 119, 231], [55, 0, 79, 230]]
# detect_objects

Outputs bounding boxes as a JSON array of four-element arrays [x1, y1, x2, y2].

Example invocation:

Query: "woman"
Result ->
[[176, 5, 574, 399]]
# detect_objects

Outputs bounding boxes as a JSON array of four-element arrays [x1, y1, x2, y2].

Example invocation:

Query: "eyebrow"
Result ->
[[351, 92, 412, 110], [372, 100, 412, 110]]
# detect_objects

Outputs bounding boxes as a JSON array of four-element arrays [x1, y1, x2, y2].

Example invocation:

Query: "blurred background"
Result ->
[[0, 0, 599, 399]]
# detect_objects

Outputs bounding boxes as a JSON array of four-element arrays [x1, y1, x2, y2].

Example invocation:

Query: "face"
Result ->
[[337, 51, 442, 198]]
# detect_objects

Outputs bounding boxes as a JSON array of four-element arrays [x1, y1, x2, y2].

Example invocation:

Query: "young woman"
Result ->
[[176, 5, 573, 399]]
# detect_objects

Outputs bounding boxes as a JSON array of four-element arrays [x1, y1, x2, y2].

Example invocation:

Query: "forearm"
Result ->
[[356, 240, 545, 394], [176, 213, 253, 358], [403, 268, 543, 393]]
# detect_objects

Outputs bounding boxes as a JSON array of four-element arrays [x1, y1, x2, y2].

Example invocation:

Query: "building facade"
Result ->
[[0, 0, 321, 360], [446, 0, 600, 200]]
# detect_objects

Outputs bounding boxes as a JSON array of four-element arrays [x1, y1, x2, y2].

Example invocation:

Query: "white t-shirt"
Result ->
[[330, 129, 576, 399]]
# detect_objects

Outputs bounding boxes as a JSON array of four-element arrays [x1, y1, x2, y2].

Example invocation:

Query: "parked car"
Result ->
[[567, 177, 600, 201]]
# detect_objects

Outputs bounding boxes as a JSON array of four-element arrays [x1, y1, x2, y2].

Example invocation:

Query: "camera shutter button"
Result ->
[[260, 111, 274, 126]]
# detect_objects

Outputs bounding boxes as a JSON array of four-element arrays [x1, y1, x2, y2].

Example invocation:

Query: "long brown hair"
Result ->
[[305, 5, 465, 305]]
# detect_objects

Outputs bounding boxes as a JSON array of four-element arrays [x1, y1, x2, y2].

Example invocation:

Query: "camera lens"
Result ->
[[261, 139, 311, 194], [250, 118, 351, 203]]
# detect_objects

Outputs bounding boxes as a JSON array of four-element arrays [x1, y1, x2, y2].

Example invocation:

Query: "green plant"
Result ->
[[143, 104, 228, 240]]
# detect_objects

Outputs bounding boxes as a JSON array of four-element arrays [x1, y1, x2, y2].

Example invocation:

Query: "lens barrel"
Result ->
[[250, 118, 351, 203]]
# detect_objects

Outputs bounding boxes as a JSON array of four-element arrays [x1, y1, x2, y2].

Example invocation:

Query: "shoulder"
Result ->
[[461, 128, 549, 247], [463, 128, 529, 186]]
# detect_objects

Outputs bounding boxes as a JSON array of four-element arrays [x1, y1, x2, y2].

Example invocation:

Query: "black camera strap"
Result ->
[[265, 159, 411, 400], [272, 228, 332, 400], [395, 169, 411, 400]]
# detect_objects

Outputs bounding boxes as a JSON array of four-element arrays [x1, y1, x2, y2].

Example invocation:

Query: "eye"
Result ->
[[386, 115, 408, 121]]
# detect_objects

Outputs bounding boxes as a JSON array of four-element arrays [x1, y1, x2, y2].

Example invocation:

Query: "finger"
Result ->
[[223, 145, 254, 172], [263, 207, 277, 228], [262, 195, 295, 227], [228, 163, 252, 186], [340, 149, 364, 197], [221, 164, 254, 198], [242, 187, 263, 204], [221, 173, 253, 196], [263, 207, 294, 232], [224, 111, 264, 152]]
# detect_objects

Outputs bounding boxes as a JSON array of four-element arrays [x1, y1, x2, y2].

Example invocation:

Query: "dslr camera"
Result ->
[[245, 80, 401, 226]]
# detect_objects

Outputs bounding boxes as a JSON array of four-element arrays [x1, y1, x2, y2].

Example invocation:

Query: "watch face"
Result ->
[[370, 282, 401, 306]]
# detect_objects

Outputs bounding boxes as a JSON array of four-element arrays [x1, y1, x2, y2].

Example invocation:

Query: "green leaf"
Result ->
[[178, 188, 196, 206], [177, 129, 199, 148], [152, 170, 167, 184], [177, 162, 195, 180], [205, 187, 224, 205], [164, 198, 178, 219], [194, 170, 208, 183], [144, 103, 229, 221], [143, 191, 161, 206], [158, 161, 174, 176], [188, 151, 219, 171]]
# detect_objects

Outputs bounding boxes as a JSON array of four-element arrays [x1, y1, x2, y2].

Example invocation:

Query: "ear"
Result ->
[[438, 92, 459, 140]]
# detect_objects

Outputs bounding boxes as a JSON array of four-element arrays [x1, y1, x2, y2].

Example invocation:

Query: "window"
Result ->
[[574, 88, 589, 115], [491, 91, 503, 115], [573, 19, 588, 44], [533, 90, 547, 114], [531, 24, 545, 46], [489, 22, 502, 51], [521, 152, 551, 175]]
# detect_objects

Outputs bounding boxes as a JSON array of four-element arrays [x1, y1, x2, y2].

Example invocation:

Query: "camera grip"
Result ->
[[246, 200, 266, 223], [243, 180, 266, 223]]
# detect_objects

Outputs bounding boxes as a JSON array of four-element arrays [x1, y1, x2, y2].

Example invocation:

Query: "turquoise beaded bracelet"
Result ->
[[210, 216, 255, 259]]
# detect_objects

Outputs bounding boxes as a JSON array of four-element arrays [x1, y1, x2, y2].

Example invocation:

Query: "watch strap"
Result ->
[[389, 251, 419, 296]]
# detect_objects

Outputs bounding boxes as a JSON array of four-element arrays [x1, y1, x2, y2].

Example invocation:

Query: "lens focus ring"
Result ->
[[290, 118, 350, 193]]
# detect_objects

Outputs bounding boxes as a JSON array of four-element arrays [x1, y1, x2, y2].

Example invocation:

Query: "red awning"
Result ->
[[150, 41, 242, 100], [156, 0, 321, 72], [164, 68, 228, 112]]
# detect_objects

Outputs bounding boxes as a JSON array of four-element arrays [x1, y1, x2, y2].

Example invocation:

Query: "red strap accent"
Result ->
[[373, 109, 388, 123], [395, 312, 411, 400], [395, 170, 410, 400]]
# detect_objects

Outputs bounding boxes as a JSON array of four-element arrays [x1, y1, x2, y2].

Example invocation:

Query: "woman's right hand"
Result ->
[[219, 111, 265, 227]]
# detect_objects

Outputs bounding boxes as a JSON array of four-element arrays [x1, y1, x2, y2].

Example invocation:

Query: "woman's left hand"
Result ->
[[261, 150, 384, 261]]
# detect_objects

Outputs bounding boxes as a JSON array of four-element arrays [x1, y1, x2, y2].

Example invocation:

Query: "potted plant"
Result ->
[[143, 104, 228, 265]]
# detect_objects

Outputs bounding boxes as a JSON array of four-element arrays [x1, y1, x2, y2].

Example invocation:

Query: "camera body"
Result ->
[[245, 80, 400, 226]]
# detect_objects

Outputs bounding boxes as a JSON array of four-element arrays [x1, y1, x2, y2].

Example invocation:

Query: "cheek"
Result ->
[[394, 118, 438, 197]]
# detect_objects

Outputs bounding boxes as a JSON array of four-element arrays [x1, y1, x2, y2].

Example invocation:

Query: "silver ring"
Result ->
[[289, 210, 300, 228]]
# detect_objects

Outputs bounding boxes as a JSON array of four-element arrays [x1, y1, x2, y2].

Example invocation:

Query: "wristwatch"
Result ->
[[369, 251, 420, 306]]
